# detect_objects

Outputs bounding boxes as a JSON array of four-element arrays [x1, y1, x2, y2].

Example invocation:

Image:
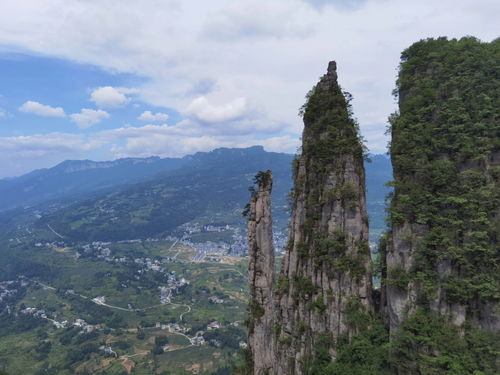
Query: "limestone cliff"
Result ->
[[272, 61, 373, 374], [385, 37, 499, 374], [247, 170, 275, 375], [246, 40, 498, 375]]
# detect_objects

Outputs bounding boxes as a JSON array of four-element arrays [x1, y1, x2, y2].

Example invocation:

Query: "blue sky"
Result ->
[[0, 53, 187, 175], [0, 0, 498, 178], [0, 53, 151, 135]]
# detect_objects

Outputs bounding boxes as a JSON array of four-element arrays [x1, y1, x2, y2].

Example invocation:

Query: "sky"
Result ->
[[0, 0, 497, 178]]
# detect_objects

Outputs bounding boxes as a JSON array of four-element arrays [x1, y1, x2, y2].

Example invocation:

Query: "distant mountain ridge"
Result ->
[[0, 154, 189, 211], [36, 146, 296, 241], [1, 146, 392, 242]]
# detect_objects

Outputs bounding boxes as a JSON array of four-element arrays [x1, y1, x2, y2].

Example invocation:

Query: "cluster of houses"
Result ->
[[134, 257, 163, 271], [159, 272, 189, 305], [76, 241, 127, 263], [166, 223, 249, 256], [167, 221, 288, 257], [159, 286, 171, 305], [34, 241, 67, 249], [72, 241, 190, 307], [187, 321, 248, 349], [191, 334, 206, 346], [189, 321, 222, 345], [99, 345, 117, 357], [0, 280, 25, 302], [21, 307, 69, 329], [208, 296, 224, 304], [21, 307, 101, 332], [154, 321, 189, 334], [149, 320, 223, 347], [74, 318, 101, 333]]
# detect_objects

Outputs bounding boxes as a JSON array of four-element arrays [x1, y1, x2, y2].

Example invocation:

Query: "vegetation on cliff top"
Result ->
[[309, 36, 498, 375], [389, 36, 499, 311], [386, 36, 499, 374]]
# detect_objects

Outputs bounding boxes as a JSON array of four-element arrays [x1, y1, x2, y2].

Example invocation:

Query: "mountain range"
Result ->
[[0, 146, 392, 242]]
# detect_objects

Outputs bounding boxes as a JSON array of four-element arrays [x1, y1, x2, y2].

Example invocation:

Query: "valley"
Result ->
[[0, 147, 391, 374]]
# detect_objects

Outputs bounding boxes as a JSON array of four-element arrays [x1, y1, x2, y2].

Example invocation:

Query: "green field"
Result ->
[[0, 237, 249, 374]]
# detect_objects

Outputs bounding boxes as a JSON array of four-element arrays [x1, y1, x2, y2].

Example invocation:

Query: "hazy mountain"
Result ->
[[0, 157, 184, 211], [36, 146, 294, 241], [29, 147, 391, 243], [0, 146, 392, 242]]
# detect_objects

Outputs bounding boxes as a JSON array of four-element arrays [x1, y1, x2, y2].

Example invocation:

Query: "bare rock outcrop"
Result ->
[[247, 170, 275, 375], [271, 61, 373, 374]]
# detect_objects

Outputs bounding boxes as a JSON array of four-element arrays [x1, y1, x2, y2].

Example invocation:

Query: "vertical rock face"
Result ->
[[247, 170, 275, 375], [272, 61, 373, 374], [386, 37, 499, 373]]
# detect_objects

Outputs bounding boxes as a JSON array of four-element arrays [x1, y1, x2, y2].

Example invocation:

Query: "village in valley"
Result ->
[[0, 217, 262, 373]]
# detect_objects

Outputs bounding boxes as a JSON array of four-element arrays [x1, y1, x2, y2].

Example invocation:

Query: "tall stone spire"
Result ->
[[246, 170, 275, 375], [246, 62, 372, 374], [272, 61, 373, 374]]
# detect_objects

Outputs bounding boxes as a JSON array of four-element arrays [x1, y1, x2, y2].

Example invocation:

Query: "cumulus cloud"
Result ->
[[93, 121, 298, 159], [0, 133, 97, 154], [70, 108, 110, 128], [0, 0, 498, 171], [105, 127, 299, 159], [202, 1, 315, 41], [138, 111, 169, 122], [90, 86, 133, 108], [304, 0, 365, 10], [0, 132, 104, 177], [186, 96, 247, 123], [18, 101, 66, 117]]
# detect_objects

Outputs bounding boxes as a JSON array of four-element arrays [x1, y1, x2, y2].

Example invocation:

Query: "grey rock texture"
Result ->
[[386, 153, 500, 334], [247, 171, 275, 375], [271, 61, 373, 374]]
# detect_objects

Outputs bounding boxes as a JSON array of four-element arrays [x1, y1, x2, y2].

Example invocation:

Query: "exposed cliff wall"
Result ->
[[385, 37, 499, 374], [247, 170, 275, 375], [271, 61, 373, 374]]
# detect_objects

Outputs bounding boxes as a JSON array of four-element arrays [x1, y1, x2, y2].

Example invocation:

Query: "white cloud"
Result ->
[[138, 110, 169, 122], [0, 132, 104, 177], [257, 136, 301, 154], [0, 0, 498, 171], [90, 86, 132, 108], [70, 108, 110, 128], [202, 1, 315, 41], [93, 121, 298, 159], [186, 96, 247, 123], [105, 127, 299, 159], [0, 132, 98, 155], [18, 101, 66, 117], [0, 108, 7, 118]]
